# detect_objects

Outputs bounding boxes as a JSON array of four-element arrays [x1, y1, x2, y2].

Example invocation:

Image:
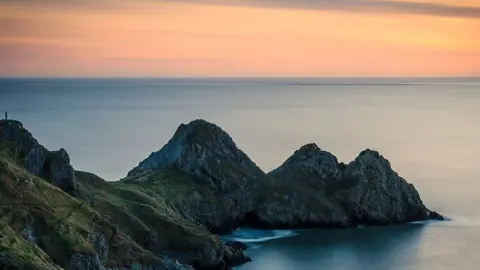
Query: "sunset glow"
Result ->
[[1, 0, 479, 77]]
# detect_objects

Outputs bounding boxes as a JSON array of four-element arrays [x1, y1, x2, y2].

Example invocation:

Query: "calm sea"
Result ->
[[1, 78, 479, 269]]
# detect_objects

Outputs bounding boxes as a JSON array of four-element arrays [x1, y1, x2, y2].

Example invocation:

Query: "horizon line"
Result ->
[[1, 76, 479, 80]]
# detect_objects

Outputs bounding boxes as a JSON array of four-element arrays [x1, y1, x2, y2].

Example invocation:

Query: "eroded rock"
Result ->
[[259, 146, 442, 227], [270, 143, 342, 181], [0, 120, 80, 197], [127, 119, 268, 232]]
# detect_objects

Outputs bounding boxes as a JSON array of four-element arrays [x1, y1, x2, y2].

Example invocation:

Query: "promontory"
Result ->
[[0, 119, 443, 270]]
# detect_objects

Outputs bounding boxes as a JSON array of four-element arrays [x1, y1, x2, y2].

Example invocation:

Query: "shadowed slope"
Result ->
[[127, 120, 442, 231], [0, 118, 442, 269], [0, 120, 249, 270], [127, 119, 269, 233]]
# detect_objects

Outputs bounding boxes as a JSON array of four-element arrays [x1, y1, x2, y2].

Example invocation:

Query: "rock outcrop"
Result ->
[[0, 120, 80, 196], [244, 144, 350, 227], [269, 143, 343, 181], [0, 120, 249, 270], [0, 118, 443, 270], [126, 119, 444, 232], [126, 119, 268, 233], [126, 120, 443, 231], [341, 149, 430, 223], [249, 144, 443, 228]]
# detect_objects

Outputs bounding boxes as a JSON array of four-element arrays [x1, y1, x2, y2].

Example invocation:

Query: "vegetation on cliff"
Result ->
[[0, 119, 442, 270], [0, 120, 247, 270]]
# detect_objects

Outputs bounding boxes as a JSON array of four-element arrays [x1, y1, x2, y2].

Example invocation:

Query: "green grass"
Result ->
[[0, 222, 62, 270], [76, 170, 222, 266], [0, 157, 168, 269]]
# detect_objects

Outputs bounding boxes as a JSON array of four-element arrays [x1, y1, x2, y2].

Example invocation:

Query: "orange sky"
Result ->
[[0, 0, 479, 77]]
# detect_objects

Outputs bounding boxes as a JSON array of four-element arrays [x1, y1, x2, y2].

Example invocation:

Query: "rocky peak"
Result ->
[[0, 120, 40, 155], [269, 143, 341, 181], [175, 119, 233, 146], [0, 119, 23, 129], [264, 146, 441, 226], [127, 119, 268, 231], [345, 149, 394, 184], [135, 119, 251, 174], [297, 143, 321, 154], [355, 149, 389, 165], [340, 149, 431, 222]]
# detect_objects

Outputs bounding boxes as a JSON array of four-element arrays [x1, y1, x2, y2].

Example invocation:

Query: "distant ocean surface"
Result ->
[[1, 77, 480, 269]]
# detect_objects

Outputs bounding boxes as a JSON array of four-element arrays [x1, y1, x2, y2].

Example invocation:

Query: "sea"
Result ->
[[1, 77, 479, 270]]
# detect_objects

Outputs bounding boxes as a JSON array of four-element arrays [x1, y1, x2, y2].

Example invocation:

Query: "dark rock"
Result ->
[[223, 241, 251, 267], [70, 253, 103, 270], [428, 210, 445, 220], [224, 241, 248, 251], [127, 119, 268, 232], [269, 143, 342, 181], [223, 247, 251, 267], [127, 121, 443, 231], [248, 144, 350, 228], [341, 149, 430, 223], [91, 233, 109, 263], [104, 259, 194, 270], [256, 146, 442, 227], [48, 148, 77, 194], [1, 119, 444, 270], [0, 256, 21, 270], [25, 147, 48, 175], [247, 190, 351, 228], [0, 120, 40, 155], [0, 120, 81, 197]]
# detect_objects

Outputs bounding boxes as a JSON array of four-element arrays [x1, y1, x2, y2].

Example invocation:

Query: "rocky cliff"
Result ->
[[249, 143, 443, 228], [0, 118, 443, 270], [0, 120, 249, 270], [128, 120, 442, 231], [126, 119, 268, 233], [0, 120, 82, 198]]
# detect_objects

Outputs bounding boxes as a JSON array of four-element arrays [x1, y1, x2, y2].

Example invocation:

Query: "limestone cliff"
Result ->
[[0, 118, 443, 270], [126, 120, 442, 230], [0, 120, 249, 270], [249, 144, 443, 228], [126, 119, 268, 233], [0, 120, 81, 197]]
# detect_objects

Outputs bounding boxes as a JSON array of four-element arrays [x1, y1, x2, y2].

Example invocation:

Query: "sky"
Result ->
[[0, 0, 479, 77]]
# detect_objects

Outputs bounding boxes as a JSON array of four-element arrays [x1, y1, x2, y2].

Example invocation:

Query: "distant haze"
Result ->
[[0, 0, 479, 77]]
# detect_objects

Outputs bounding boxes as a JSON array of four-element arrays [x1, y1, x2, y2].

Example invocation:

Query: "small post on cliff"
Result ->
[[4, 111, 7, 120]]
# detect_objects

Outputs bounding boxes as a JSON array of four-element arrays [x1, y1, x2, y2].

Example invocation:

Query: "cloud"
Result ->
[[188, 0, 480, 18], [1, 0, 480, 18]]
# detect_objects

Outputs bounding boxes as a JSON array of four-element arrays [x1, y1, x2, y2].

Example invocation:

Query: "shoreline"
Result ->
[[0, 119, 444, 269]]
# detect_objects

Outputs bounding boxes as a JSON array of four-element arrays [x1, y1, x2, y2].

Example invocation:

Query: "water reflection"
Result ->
[[239, 224, 426, 270]]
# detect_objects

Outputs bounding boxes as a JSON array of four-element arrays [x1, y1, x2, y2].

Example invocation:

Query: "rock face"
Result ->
[[127, 119, 268, 232], [223, 241, 251, 266], [0, 120, 79, 196], [127, 120, 442, 231], [47, 148, 77, 193], [0, 118, 443, 270], [341, 149, 430, 223], [269, 143, 343, 181], [70, 253, 194, 270], [247, 144, 351, 227], [1, 134, 241, 270], [70, 253, 103, 270], [249, 144, 441, 228]]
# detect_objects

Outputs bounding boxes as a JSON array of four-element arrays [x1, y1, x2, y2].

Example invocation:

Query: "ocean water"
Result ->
[[1, 78, 480, 269]]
